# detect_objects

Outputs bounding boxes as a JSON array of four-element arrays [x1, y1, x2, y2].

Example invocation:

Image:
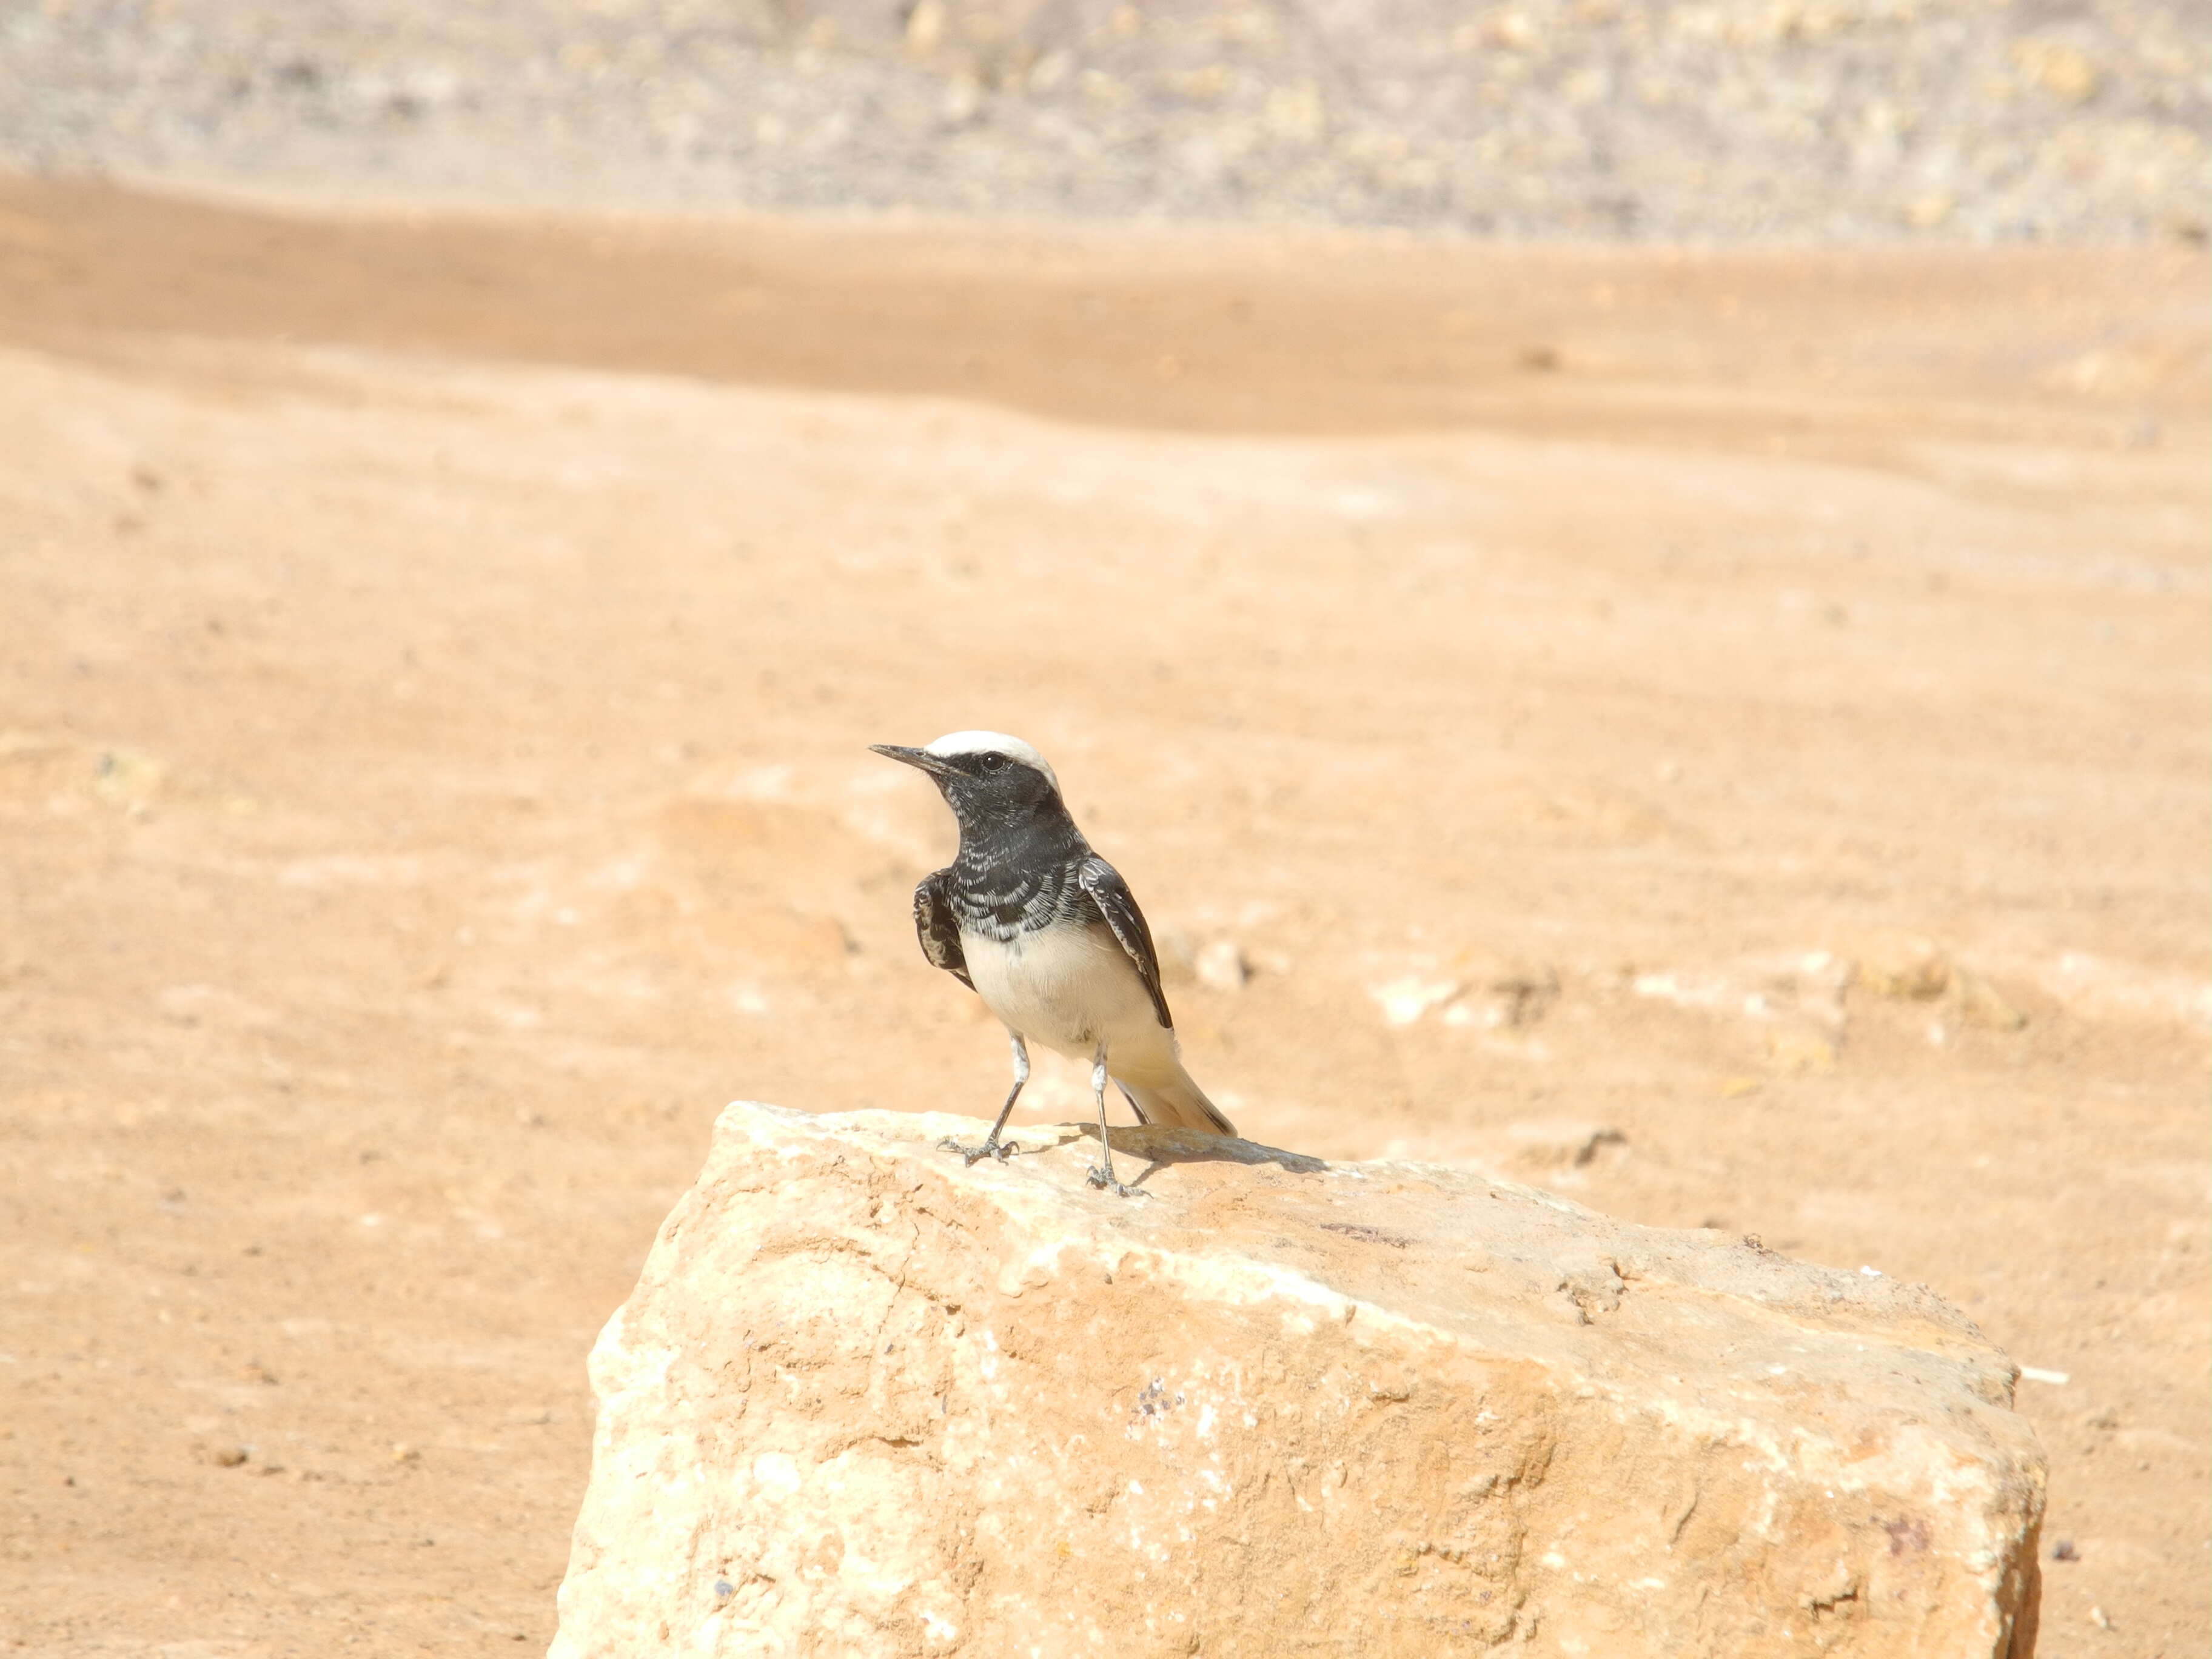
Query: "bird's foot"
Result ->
[[1085, 1162, 1138, 1198], [939, 1134, 1016, 1166]]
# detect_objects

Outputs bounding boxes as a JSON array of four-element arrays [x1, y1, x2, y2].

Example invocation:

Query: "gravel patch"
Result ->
[[2, 0, 2206, 239]]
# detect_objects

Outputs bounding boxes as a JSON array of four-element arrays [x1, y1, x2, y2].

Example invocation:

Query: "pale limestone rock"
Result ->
[[1951, 967, 2028, 1033], [1497, 1117, 1626, 1172], [1193, 937, 1250, 993], [2035, 950, 2211, 1032], [551, 1104, 2045, 1658], [1849, 930, 1951, 1002], [1442, 959, 1561, 1031]]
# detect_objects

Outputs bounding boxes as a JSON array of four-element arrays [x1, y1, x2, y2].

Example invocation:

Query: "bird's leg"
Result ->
[[1084, 1042, 1133, 1196], [940, 1031, 1029, 1165]]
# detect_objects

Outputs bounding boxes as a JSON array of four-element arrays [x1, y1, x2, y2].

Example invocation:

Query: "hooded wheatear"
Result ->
[[871, 731, 1236, 1195]]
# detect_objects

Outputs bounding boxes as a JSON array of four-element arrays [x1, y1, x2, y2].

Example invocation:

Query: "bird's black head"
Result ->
[[870, 731, 1065, 833]]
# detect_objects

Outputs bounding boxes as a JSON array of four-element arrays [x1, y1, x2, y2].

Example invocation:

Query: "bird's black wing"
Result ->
[[1079, 856, 1173, 1030], [913, 869, 973, 990]]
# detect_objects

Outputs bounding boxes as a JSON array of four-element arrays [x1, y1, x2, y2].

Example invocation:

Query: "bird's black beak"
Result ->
[[870, 743, 957, 777]]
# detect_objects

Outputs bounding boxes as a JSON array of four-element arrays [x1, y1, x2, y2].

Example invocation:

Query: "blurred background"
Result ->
[[1, 3, 2207, 1655], [4, 0, 2210, 236]]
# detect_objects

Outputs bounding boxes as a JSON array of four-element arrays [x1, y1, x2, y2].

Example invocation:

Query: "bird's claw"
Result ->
[[1085, 1163, 1136, 1198], [939, 1134, 1015, 1166]]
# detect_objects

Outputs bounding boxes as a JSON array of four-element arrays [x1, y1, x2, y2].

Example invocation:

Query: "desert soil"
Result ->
[[0, 176, 2205, 1655]]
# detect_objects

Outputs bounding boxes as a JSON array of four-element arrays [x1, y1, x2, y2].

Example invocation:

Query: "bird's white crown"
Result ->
[[923, 730, 1059, 789]]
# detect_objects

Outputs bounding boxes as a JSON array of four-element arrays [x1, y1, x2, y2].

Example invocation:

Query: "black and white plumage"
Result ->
[[872, 730, 1235, 1194]]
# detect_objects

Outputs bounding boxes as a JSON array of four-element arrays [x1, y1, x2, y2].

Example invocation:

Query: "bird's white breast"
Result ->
[[961, 921, 1170, 1065]]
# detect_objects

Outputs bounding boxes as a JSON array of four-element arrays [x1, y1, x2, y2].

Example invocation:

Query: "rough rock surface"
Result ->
[[552, 1104, 2045, 1657]]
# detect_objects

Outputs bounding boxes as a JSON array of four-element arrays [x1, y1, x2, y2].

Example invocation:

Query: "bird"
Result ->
[[871, 731, 1236, 1195]]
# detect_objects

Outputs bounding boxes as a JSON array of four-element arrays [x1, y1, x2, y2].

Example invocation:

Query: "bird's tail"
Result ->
[[1116, 1064, 1238, 1138]]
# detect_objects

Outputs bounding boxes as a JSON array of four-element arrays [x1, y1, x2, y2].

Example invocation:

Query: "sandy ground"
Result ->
[[0, 176, 2206, 1655]]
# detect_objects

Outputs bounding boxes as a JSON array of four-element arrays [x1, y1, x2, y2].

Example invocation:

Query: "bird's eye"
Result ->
[[978, 752, 1007, 772]]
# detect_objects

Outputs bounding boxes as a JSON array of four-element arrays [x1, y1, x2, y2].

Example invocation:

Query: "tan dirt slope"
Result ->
[[0, 177, 2205, 1654]]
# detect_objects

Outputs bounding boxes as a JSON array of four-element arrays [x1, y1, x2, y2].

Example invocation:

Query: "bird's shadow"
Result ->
[[1066, 1122, 1327, 1186]]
